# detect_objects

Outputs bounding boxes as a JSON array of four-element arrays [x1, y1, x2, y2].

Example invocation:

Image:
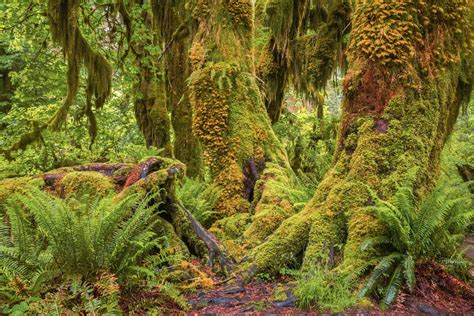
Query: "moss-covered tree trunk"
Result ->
[[161, 0, 203, 178], [132, 6, 172, 156], [245, 0, 473, 275], [188, 0, 298, 241], [134, 65, 172, 156]]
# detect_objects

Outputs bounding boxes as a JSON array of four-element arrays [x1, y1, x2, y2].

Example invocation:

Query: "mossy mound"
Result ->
[[57, 171, 115, 199], [0, 177, 44, 213]]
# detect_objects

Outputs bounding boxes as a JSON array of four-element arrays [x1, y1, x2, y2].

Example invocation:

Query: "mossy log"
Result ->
[[0, 157, 235, 273]]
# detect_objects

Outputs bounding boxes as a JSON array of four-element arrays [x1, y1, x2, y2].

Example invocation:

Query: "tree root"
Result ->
[[175, 201, 237, 275]]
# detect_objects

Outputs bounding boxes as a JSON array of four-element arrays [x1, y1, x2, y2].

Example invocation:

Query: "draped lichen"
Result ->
[[48, 0, 112, 140], [258, 0, 350, 122], [292, 2, 351, 97], [2, 0, 113, 157]]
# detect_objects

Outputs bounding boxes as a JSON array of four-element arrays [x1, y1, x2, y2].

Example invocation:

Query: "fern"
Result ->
[[0, 187, 165, 289], [176, 177, 220, 228], [360, 179, 473, 309]]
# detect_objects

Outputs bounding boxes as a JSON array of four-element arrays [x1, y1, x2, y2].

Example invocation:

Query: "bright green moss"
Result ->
[[155, 217, 190, 258], [210, 212, 252, 240]]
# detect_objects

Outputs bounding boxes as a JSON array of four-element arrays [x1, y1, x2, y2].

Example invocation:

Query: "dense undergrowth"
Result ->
[[0, 188, 193, 313], [1, 103, 472, 313]]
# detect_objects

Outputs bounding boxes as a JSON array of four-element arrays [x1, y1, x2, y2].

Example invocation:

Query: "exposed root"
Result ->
[[176, 201, 237, 275]]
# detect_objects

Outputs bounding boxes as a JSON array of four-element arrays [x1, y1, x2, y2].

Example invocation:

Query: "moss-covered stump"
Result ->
[[56, 171, 115, 198], [241, 0, 473, 277]]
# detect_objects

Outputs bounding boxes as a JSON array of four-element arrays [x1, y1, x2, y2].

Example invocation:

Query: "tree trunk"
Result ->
[[244, 0, 473, 275], [162, 0, 203, 178], [188, 0, 303, 249], [133, 3, 172, 156], [134, 66, 172, 156]]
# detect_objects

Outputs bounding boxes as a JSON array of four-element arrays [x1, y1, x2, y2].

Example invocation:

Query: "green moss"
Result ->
[[189, 0, 293, 220], [171, 205, 208, 259], [57, 171, 115, 199], [210, 212, 252, 240], [189, 60, 289, 218], [155, 217, 190, 258]]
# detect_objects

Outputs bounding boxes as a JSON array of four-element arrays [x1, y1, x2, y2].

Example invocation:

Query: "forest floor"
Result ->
[[183, 237, 474, 315]]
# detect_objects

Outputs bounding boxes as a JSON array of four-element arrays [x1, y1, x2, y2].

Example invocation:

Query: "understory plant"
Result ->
[[176, 177, 220, 228], [0, 187, 167, 311], [360, 180, 473, 309], [295, 268, 359, 312]]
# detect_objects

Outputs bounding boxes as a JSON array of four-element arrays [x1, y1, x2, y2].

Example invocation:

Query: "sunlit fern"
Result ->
[[176, 177, 220, 228]]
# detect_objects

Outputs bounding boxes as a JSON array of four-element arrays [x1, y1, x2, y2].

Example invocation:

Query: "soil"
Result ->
[[183, 238, 474, 315]]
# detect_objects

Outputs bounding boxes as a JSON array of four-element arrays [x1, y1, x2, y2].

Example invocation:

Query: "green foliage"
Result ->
[[0, 188, 162, 288], [295, 268, 359, 312], [273, 109, 337, 182], [0, 186, 195, 313], [360, 180, 473, 309], [0, 1, 152, 179], [176, 177, 220, 228]]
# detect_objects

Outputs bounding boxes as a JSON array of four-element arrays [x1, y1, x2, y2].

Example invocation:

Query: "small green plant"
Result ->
[[176, 177, 220, 227], [360, 181, 473, 309], [295, 268, 358, 312]]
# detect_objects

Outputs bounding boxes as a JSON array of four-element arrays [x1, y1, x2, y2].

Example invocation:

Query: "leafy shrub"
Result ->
[[360, 181, 473, 309], [295, 268, 359, 312]]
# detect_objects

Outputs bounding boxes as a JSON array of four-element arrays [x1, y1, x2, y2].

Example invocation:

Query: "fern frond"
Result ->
[[381, 263, 403, 310], [359, 252, 403, 298]]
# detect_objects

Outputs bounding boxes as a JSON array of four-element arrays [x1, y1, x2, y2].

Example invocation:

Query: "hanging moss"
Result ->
[[125, 2, 173, 156], [291, 2, 351, 97], [48, 0, 112, 137], [161, 0, 203, 177]]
